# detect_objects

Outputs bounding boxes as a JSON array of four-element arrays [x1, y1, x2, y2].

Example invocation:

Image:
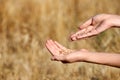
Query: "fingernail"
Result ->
[[72, 37, 76, 41], [76, 36, 81, 39]]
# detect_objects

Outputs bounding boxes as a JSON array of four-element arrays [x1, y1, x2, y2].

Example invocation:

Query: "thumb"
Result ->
[[79, 18, 92, 29], [51, 55, 65, 61]]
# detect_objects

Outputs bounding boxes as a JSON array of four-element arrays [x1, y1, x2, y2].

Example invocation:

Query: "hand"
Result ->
[[45, 40, 120, 67], [71, 14, 120, 41], [45, 39, 87, 63]]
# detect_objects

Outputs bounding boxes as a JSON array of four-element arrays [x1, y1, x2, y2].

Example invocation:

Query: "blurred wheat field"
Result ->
[[0, 0, 120, 80]]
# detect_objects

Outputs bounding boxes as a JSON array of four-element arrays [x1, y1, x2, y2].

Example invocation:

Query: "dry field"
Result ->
[[0, 0, 120, 80]]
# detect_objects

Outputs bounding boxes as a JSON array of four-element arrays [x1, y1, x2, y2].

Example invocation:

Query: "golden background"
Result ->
[[0, 0, 120, 80]]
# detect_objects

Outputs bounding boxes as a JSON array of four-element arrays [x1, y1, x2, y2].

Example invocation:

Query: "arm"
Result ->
[[78, 52, 120, 67], [65, 51, 120, 67], [45, 40, 120, 68]]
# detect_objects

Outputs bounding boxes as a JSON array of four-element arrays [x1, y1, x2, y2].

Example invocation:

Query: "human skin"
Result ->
[[45, 14, 120, 67], [45, 40, 120, 67], [71, 14, 120, 41]]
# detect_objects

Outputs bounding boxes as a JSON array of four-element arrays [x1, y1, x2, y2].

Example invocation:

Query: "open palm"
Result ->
[[45, 39, 87, 63], [70, 14, 116, 41]]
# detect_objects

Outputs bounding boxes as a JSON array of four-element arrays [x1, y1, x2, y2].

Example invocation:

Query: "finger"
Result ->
[[75, 23, 103, 40], [51, 56, 63, 61], [79, 18, 92, 29], [71, 28, 86, 38], [46, 40, 58, 55], [70, 29, 86, 41], [70, 33, 77, 41], [71, 29, 94, 41], [79, 14, 108, 29], [69, 32, 75, 41], [54, 41, 67, 50], [46, 41, 56, 55], [45, 42, 54, 55], [84, 26, 94, 34], [49, 40, 61, 51], [53, 55, 65, 61], [80, 21, 109, 39], [76, 29, 98, 39], [71, 26, 94, 40], [47, 40, 60, 54]]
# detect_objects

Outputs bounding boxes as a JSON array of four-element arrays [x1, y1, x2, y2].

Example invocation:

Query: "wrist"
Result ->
[[111, 15, 120, 28], [77, 52, 90, 62], [81, 52, 97, 63]]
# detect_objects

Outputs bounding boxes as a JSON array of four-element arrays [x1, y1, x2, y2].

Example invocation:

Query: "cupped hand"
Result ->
[[45, 39, 88, 63], [71, 14, 120, 41]]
